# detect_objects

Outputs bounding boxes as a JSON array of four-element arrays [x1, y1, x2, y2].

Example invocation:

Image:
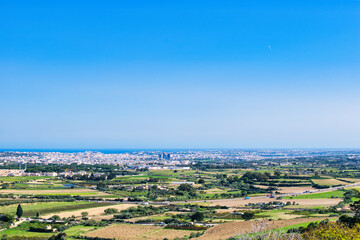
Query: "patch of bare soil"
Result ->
[[42, 204, 137, 218], [84, 224, 200, 240], [196, 217, 328, 240]]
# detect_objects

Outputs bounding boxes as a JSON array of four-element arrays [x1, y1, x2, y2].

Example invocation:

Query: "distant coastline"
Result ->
[[1, 148, 360, 154]]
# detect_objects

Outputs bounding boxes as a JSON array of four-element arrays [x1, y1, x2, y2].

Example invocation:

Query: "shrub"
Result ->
[[303, 222, 360, 240], [190, 212, 204, 222], [104, 208, 119, 214], [242, 211, 255, 221], [50, 215, 61, 220]]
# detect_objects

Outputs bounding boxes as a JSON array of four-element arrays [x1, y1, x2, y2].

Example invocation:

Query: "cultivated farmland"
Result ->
[[84, 223, 201, 240]]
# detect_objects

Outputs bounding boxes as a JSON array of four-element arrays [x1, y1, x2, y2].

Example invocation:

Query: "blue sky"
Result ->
[[0, 0, 359, 149]]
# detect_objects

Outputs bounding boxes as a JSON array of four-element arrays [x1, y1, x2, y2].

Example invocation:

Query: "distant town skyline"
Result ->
[[1, 1, 359, 149]]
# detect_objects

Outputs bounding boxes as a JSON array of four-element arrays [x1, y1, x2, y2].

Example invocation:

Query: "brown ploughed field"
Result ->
[[196, 217, 327, 240]]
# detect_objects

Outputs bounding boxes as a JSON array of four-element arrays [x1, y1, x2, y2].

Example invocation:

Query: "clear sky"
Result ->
[[0, 0, 359, 149]]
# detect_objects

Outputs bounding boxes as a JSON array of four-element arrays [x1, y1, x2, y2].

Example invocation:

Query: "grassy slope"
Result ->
[[64, 225, 99, 238], [0, 228, 54, 237]]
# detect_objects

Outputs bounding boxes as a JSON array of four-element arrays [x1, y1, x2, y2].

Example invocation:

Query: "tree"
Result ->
[[81, 212, 89, 218], [178, 184, 195, 193], [198, 179, 205, 184], [274, 170, 282, 178], [96, 182, 106, 190], [264, 172, 271, 178], [350, 190, 360, 216], [242, 211, 254, 221], [350, 200, 360, 216], [3, 214, 15, 222], [49, 232, 67, 240], [190, 212, 204, 222], [50, 215, 61, 220], [104, 208, 119, 214], [16, 204, 23, 218], [36, 211, 40, 218]]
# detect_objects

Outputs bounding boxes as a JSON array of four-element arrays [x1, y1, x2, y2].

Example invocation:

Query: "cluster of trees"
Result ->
[[344, 189, 359, 203], [0, 213, 15, 222], [190, 212, 204, 222], [212, 174, 271, 195], [145, 183, 199, 201], [114, 205, 169, 219], [240, 171, 284, 182], [242, 211, 255, 221], [177, 184, 197, 196], [332, 189, 360, 210], [240, 172, 271, 183], [146, 185, 168, 200]]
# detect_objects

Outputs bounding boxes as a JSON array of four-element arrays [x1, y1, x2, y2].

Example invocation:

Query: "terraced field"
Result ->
[[338, 178, 360, 183], [311, 178, 347, 186]]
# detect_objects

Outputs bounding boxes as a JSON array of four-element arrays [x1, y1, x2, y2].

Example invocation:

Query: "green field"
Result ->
[[0, 228, 54, 238], [109, 190, 147, 197], [284, 190, 344, 200], [148, 170, 196, 176], [0, 176, 54, 182], [7, 182, 66, 190], [64, 225, 99, 238], [255, 209, 291, 220], [35, 192, 99, 196], [0, 201, 115, 217]]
